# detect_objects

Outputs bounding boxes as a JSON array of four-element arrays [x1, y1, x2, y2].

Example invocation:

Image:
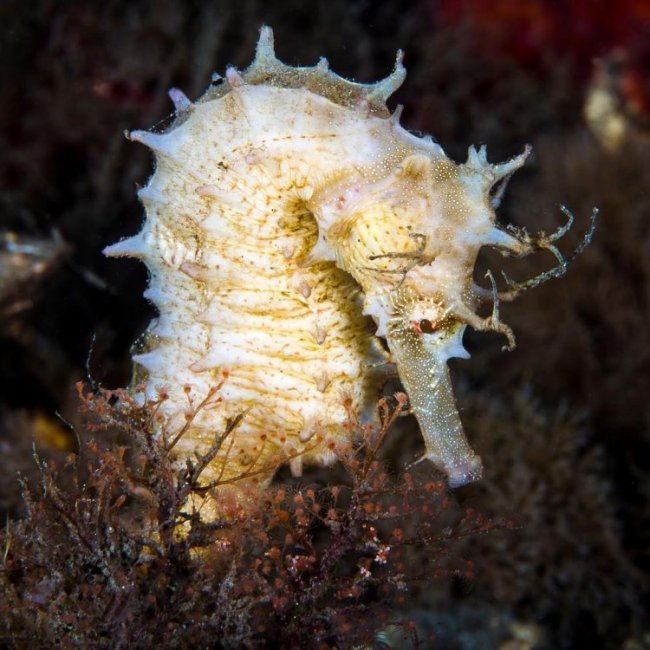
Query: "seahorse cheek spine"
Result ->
[[104, 27, 542, 508]]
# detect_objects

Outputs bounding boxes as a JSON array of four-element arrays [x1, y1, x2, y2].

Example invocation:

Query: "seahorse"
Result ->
[[105, 27, 593, 517]]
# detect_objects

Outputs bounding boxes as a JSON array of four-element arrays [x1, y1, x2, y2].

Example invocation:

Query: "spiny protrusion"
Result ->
[[236, 25, 406, 117], [464, 144, 532, 194], [466, 144, 488, 168], [490, 145, 532, 207], [196, 184, 220, 198], [127, 130, 176, 157], [150, 316, 175, 339], [255, 25, 277, 63], [142, 285, 169, 308], [103, 234, 145, 258], [137, 185, 163, 203], [195, 184, 242, 208], [189, 352, 218, 373], [313, 324, 327, 345], [390, 104, 404, 126], [367, 49, 406, 103], [280, 243, 296, 259], [226, 66, 245, 88], [445, 332, 471, 360], [491, 144, 532, 181], [168, 87, 192, 112], [297, 280, 312, 299], [314, 370, 330, 393], [298, 420, 319, 443], [289, 454, 303, 477], [179, 261, 211, 282], [481, 226, 529, 254], [132, 351, 165, 374]]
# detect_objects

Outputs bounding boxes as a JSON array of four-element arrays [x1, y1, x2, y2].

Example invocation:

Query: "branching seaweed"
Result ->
[[0, 384, 503, 649], [499, 205, 599, 300]]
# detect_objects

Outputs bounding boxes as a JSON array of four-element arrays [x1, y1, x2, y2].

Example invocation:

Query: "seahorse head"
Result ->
[[307, 138, 533, 485]]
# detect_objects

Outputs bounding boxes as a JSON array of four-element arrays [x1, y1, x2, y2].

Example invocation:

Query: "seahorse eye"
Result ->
[[419, 318, 435, 334]]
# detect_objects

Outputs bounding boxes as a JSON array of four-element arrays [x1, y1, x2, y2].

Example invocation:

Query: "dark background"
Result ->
[[1, 1, 648, 648]]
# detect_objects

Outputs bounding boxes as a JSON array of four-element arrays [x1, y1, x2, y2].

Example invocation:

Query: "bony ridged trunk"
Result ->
[[105, 27, 590, 518]]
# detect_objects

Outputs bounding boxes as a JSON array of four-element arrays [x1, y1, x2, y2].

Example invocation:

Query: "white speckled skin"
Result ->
[[105, 27, 541, 514]]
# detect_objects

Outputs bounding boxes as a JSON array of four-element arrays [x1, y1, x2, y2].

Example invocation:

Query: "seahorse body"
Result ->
[[105, 27, 548, 516]]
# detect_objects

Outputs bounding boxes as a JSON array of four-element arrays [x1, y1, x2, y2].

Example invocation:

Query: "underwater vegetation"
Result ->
[[1, 385, 503, 647]]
